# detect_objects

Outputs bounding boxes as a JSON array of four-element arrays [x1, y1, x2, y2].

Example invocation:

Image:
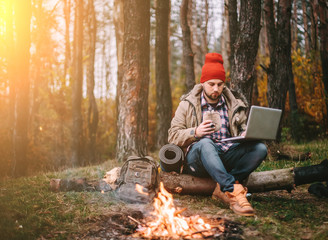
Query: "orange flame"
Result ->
[[135, 184, 149, 196], [134, 182, 223, 238]]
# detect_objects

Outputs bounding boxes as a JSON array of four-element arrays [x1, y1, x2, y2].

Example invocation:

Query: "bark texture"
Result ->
[[71, 0, 84, 166], [160, 160, 328, 195], [288, 1, 299, 140], [228, 0, 262, 105], [180, 0, 195, 92], [221, 0, 230, 72], [155, 0, 172, 149], [310, 0, 319, 51], [228, 0, 238, 66], [302, 0, 311, 56], [291, 0, 298, 51], [264, 0, 294, 140], [114, 0, 124, 128], [63, 0, 71, 80], [265, 0, 293, 111], [87, 0, 99, 163], [116, 0, 150, 162], [318, 0, 328, 126]]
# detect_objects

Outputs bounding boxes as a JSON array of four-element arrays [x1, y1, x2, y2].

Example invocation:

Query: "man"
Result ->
[[168, 53, 267, 216]]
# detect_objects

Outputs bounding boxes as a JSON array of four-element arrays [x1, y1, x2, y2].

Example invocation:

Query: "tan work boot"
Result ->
[[225, 184, 255, 216], [212, 183, 231, 205]]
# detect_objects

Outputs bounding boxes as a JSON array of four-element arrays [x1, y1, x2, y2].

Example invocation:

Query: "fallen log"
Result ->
[[50, 160, 328, 196], [161, 159, 328, 195], [50, 167, 120, 192], [50, 178, 112, 192]]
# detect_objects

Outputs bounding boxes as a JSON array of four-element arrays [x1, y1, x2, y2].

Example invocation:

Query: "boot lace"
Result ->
[[226, 186, 251, 207]]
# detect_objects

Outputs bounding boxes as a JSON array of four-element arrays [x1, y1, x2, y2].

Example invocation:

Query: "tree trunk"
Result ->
[[291, 0, 298, 51], [263, 0, 277, 110], [113, 0, 124, 134], [202, 0, 209, 57], [6, 0, 15, 173], [310, 0, 319, 51], [228, 0, 262, 105], [318, 0, 328, 127], [11, 0, 32, 177], [288, 1, 300, 141], [57, 90, 67, 167], [30, 0, 43, 147], [55, 0, 71, 167], [155, 0, 172, 149], [30, 60, 41, 146], [265, 0, 293, 140], [266, 0, 292, 110], [259, 3, 269, 57], [63, 0, 71, 81], [289, 71, 300, 140], [180, 0, 195, 92], [221, 0, 230, 72], [116, 0, 150, 162], [228, 0, 238, 68], [87, 0, 99, 164], [71, 0, 84, 167], [189, 0, 208, 76], [302, 0, 311, 56]]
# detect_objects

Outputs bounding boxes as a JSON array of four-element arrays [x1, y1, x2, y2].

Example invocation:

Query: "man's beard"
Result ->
[[204, 90, 220, 102]]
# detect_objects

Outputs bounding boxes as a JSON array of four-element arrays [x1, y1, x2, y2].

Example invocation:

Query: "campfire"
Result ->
[[131, 182, 225, 239]]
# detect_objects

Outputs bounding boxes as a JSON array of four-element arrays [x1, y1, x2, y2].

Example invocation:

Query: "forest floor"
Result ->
[[0, 139, 328, 239]]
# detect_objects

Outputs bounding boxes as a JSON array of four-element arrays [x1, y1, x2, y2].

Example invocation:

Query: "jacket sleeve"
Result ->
[[230, 100, 248, 136], [168, 101, 198, 148], [237, 100, 247, 133]]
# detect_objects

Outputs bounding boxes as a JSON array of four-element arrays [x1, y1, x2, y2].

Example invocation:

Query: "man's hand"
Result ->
[[195, 120, 215, 138]]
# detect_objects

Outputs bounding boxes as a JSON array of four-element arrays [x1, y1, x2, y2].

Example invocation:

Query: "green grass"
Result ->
[[0, 160, 121, 240], [0, 139, 327, 239], [257, 138, 328, 172]]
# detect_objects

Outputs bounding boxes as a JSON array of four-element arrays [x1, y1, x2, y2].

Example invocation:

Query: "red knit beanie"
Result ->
[[200, 53, 226, 83]]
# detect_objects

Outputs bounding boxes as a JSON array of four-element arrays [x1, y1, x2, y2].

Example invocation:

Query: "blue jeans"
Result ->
[[184, 138, 267, 192]]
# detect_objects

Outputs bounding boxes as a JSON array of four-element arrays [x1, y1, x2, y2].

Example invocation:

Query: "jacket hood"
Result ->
[[180, 84, 203, 106], [222, 86, 247, 111], [181, 84, 247, 110], [180, 84, 203, 100]]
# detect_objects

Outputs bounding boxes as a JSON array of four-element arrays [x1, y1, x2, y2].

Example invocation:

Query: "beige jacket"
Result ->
[[168, 84, 247, 152]]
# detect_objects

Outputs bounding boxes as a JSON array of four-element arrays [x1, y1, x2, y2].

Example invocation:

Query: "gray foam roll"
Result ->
[[159, 144, 184, 173]]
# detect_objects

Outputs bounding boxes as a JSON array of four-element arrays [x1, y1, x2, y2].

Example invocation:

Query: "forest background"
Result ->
[[0, 0, 327, 178]]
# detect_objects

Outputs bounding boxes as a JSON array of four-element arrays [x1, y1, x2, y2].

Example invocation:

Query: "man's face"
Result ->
[[202, 79, 225, 103]]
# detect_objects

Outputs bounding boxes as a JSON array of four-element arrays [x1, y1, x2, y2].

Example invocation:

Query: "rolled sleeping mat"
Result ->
[[159, 144, 184, 173]]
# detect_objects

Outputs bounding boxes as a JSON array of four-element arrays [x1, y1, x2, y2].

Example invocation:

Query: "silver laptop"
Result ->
[[220, 106, 282, 142]]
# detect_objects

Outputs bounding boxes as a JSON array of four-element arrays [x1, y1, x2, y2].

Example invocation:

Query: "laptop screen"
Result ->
[[245, 106, 282, 140]]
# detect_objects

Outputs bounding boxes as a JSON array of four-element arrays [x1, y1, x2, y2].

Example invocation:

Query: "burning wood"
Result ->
[[132, 182, 225, 239]]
